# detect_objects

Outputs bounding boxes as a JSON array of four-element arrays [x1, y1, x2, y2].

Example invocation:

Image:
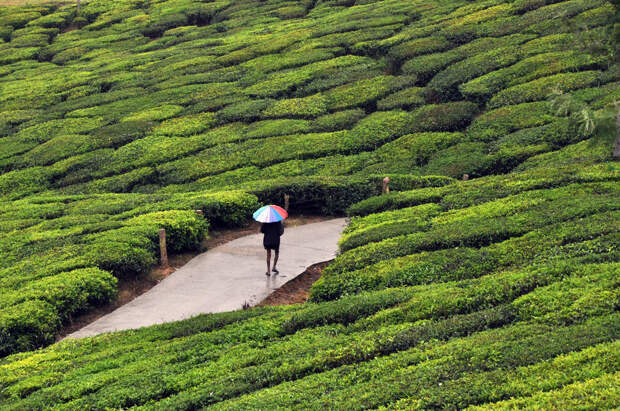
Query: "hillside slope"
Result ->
[[0, 171, 618, 408], [0, 0, 619, 407]]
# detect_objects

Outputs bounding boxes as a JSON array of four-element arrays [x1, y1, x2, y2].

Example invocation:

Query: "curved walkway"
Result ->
[[68, 218, 347, 339]]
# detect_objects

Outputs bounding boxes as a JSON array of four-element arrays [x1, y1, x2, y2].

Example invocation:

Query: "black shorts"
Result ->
[[264, 240, 280, 252]]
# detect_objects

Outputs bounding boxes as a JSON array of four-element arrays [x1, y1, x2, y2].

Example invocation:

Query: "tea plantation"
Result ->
[[0, 0, 619, 407]]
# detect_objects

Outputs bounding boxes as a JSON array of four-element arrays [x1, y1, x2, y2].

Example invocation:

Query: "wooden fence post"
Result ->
[[462, 174, 469, 181], [284, 194, 290, 211], [159, 229, 168, 268], [382, 177, 390, 195]]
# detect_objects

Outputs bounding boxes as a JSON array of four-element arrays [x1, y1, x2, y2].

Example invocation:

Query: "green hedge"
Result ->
[[261, 94, 328, 119], [460, 50, 609, 103], [81, 240, 156, 278], [207, 314, 619, 410], [244, 55, 375, 97], [122, 104, 184, 122], [390, 341, 620, 410], [402, 33, 535, 83], [339, 203, 441, 252], [387, 35, 451, 62], [152, 112, 216, 136], [313, 212, 619, 301], [309, 109, 365, 131], [258, 153, 372, 179], [469, 373, 619, 410], [466, 101, 555, 142], [331, 182, 619, 274], [13, 117, 105, 144], [19, 134, 105, 167], [245, 176, 376, 215], [354, 132, 467, 175], [517, 137, 613, 171], [0, 167, 53, 200], [338, 110, 412, 153], [124, 210, 209, 253], [324, 75, 417, 111], [488, 70, 606, 108], [408, 101, 478, 132], [243, 119, 311, 138], [10, 33, 49, 48], [0, 12, 42, 29], [348, 162, 620, 216], [61, 167, 157, 194], [238, 174, 452, 215], [117, 191, 260, 228], [0, 300, 59, 357], [296, 61, 385, 95], [281, 287, 415, 334], [344, 262, 618, 330], [0, 268, 117, 320], [426, 30, 583, 98], [377, 86, 426, 110]]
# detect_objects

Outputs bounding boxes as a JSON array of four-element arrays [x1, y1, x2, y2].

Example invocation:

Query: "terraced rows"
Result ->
[[0, 173, 618, 408], [0, 0, 618, 404], [0, 0, 616, 198]]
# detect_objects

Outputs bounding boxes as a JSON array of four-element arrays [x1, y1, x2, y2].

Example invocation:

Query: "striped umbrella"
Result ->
[[253, 205, 288, 223]]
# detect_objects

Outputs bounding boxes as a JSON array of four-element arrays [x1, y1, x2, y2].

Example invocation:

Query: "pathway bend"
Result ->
[[68, 218, 347, 339]]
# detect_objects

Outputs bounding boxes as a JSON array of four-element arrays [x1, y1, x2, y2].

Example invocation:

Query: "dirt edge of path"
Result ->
[[57, 215, 333, 339], [256, 261, 329, 307]]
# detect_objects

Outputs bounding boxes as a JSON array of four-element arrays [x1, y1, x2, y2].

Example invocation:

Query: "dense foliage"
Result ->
[[0, 0, 618, 407]]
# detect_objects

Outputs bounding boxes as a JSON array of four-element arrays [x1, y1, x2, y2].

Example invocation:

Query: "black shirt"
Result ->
[[261, 222, 283, 245]]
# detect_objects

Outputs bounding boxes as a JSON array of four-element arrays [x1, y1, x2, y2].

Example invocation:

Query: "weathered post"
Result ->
[[284, 194, 290, 211], [159, 229, 168, 268], [382, 176, 390, 195], [462, 174, 469, 181]]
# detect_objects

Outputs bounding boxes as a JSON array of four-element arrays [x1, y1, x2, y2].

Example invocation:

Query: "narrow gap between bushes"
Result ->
[[57, 214, 332, 340]]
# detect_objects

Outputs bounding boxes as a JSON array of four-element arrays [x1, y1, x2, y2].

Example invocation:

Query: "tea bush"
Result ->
[[402, 33, 535, 82], [348, 162, 620, 216], [314, 212, 619, 300], [377, 86, 426, 110], [309, 109, 365, 131], [426, 29, 591, 99], [488, 70, 608, 108], [460, 50, 609, 102], [261, 94, 328, 119], [331, 182, 619, 274], [469, 373, 619, 410], [152, 112, 216, 136], [324, 75, 417, 111], [124, 210, 208, 253], [466, 101, 555, 142]]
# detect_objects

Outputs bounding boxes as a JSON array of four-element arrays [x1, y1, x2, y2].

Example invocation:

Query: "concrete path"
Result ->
[[68, 218, 346, 339]]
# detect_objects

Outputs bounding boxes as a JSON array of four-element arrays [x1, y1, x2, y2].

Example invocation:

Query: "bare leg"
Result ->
[[266, 249, 271, 275], [272, 250, 279, 273]]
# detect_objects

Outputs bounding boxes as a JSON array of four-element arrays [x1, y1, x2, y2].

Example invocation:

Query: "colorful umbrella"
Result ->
[[253, 205, 288, 223]]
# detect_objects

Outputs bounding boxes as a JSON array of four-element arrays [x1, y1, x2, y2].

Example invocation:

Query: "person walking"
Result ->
[[261, 221, 284, 276], [252, 205, 288, 276]]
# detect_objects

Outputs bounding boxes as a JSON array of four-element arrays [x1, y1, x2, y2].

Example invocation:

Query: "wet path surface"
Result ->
[[68, 218, 346, 338]]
